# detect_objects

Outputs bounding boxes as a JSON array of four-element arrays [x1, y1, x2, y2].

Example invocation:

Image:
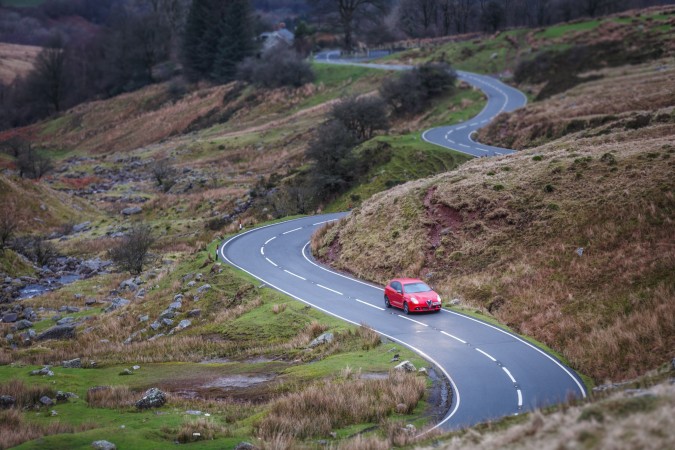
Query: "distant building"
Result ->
[[259, 23, 294, 52]]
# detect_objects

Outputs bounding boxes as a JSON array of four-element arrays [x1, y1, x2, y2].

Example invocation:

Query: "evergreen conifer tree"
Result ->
[[212, 0, 256, 82]]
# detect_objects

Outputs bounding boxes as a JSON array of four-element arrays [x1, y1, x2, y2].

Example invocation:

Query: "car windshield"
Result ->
[[404, 282, 431, 293]]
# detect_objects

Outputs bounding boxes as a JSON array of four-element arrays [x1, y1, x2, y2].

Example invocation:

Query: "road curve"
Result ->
[[220, 215, 586, 431], [220, 57, 584, 431], [313, 55, 527, 157]]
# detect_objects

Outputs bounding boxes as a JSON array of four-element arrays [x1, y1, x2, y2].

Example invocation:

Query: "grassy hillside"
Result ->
[[0, 43, 40, 84], [313, 59, 675, 383]]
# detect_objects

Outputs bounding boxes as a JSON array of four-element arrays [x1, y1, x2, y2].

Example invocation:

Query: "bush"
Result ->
[[11, 236, 58, 266], [380, 62, 456, 116], [237, 46, 314, 89], [329, 95, 389, 141], [108, 222, 155, 274]]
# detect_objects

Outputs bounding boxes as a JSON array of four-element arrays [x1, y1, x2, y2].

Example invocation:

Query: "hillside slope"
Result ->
[[315, 59, 675, 382]]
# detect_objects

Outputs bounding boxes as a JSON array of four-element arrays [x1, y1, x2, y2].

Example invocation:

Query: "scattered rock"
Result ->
[[2, 313, 18, 323], [186, 280, 196, 288], [39, 396, 54, 406], [576, 247, 584, 257], [51, 409, 58, 416], [185, 410, 202, 415], [169, 301, 182, 310], [73, 221, 91, 233], [119, 369, 133, 376], [0, 395, 15, 408], [59, 305, 80, 313], [394, 360, 417, 372], [196, 284, 211, 294], [30, 366, 55, 376], [121, 206, 142, 216], [449, 298, 461, 306], [85, 298, 97, 306], [135, 288, 146, 298], [309, 332, 334, 348], [135, 388, 166, 409], [234, 443, 258, 450], [62, 358, 82, 368], [138, 314, 149, 322], [161, 318, 174, 327], [159, 309, 175, 320], [405, 424, 416, 434], [57, 317, 76, 326], [37, 325, 76, 341], [91, 440, 117, 450], [104, 297, 130, 313], [132, 365, 140, 370], [171, 319, 191, 333], [15, 319, 33, 330], [173, 294, 184, 302], [150, 321, 161, 331], [119, 278, 138, 292], [187, 309, 201, 318], [418, 367, 428, 375]]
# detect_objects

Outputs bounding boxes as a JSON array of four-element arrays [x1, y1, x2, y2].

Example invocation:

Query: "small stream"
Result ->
[[17, 274, 81, 299]]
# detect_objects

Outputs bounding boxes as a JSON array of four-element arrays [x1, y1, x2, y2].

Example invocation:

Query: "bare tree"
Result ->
[[399, 0, 438, 37], [108, 222, 156, 275], [17, 143, 52, 179], [329, 95, 389, 141], [310, 0, 391, 50], [150, 158, 177, 192], [0, 201, 18, 251], [29, 41, 68, 113]]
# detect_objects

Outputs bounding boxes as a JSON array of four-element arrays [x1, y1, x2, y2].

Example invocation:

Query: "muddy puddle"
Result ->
[[202, 374, 275, 389]]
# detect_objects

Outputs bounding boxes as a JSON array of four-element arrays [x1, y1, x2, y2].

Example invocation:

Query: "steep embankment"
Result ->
[[315, 60, 675, 382]]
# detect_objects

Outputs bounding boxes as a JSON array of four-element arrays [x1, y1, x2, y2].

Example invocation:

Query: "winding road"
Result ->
[[219, 57, 586, 431]]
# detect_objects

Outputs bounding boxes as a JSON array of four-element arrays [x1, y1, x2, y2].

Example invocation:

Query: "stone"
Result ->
[[15, 320, 33, 330], [418, 367, 428, 375], [135, 288, 146, 298], [449, 298, 461, 306], [51, 409, 58, 416], [161, 318, 174, 327], [30, 367, 54, 376], [59, 306, 80, 313], [5, 334, 13, 343], [196, 284, 211, 294], [174, 319, 191, 331], [57, 317, 76, 326], [91, 440, 117, 450], [121, 206, 142, 215], [150, 321, 161, 331], [0, 395, 15, 408], [119, 278, 138, 292], [2, 313, 18, 323], [309, 332, 334, 348], [169, 301, 182, 310], [62, 358, 82, 368], [186, 281, 196, 288], [234, 443, 258, 450], [85, 298, 97, 306], [138, 315, 149, 322], [119, 369, 133, 376], [37, 325, 76, 341], [174, 294, 184, 302], [195, 273, 203, 281], [135, 388, 166, 409], [73, 221, 91, 233], [185, 410, 202, 415], [132, 365, 140, 370], [394, 360, 417, 372], [104, 297, 130, 313], [187, 309, 201, 318], [576, 247, 584, 257], [39, 396, 54, 406], [159, 309, 175, 320]]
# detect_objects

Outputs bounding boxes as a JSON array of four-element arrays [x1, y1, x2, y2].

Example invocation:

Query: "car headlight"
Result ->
[[410, 297, 418, 304], [437, 295, 442, 302]]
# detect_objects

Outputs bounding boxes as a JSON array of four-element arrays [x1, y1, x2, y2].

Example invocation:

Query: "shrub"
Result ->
[[108, 222, 155, 274], [380, 62, 456, 116], [329, 96, 389, 141], [237, 46, 314, 89]]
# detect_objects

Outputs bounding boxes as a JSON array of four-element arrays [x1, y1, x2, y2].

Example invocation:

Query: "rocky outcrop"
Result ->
[[135, 388, 166, 409], [37, 325, 76, 341], [309, 332, 334, 348]]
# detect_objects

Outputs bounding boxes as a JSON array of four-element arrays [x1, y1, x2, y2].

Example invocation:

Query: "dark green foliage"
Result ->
[[182, 0, 256, 83], [380, 62, 457, 116], [306, 120, 359, 198], [329, 95, 389, 141]]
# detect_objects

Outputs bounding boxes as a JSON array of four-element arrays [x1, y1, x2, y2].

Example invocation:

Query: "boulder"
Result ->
[[161, 318, 174, 327], [30, 366, 54, 376], [196, 284, 211, 294], [104, 297, 130, 313], [0, 395, 15, 408], [309, 332, 334, 348], [37, 325, 76, 341], [169, 301, 182, 310], [119, 369, 133, 376], [2, 313, 18, 323], [394, 360, 417, 373], [138, 314, 149, 322], [91, 440, 117, 450], [56, 391, 77, 401], [172, 319, 191, 333], [57, 317, 76, 326], [234, 442, 258, 450], [159, 309, 175, 320], [15, 320, 33, 330], [59, 306, 80, 313], [121, 206, 142, 216], [62, 358, 82, 368], [73, 221, 91, 233], [119, 278, 138, 292], [85, 298, 97, 306], [150, 321, 161, 331], [135, 387, 166, 409], [135, 288, 146, 298], [173, 294, 184, 302], [187, 309, 201, 318], [39, 396, 54, 406]]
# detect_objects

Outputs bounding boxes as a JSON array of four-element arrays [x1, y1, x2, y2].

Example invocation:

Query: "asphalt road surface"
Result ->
[[220, 215, 586, 431]]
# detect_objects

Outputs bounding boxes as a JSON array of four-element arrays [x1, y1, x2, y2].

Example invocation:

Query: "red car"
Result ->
[[384, 278, 442, 314]]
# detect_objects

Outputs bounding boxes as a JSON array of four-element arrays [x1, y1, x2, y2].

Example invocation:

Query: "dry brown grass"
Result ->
[[0, 409, 96, 450], [86, 385, 137, 409], [318, 59, 675, 382], [415, 381, 675, 450], [0, 379, 54, 408], [357, 323, 382, 350], [257, 370, 425, 439], [173, 417, 231, 443], [0, 43, 40, 84]]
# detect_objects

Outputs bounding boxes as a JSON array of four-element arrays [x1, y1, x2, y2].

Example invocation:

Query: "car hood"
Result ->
[[408, 292, 439, 302]]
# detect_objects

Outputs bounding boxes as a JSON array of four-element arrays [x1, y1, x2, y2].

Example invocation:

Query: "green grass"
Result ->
[[0, 249, 35, 277], [536, 20, 603, 39]]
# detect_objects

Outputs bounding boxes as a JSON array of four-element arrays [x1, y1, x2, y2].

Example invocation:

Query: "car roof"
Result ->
[[390, 278, 425, 284]]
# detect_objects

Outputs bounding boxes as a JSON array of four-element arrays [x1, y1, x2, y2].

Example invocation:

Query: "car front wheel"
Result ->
[[384, 295, 391, 308], [403, 302, 409, 315]]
